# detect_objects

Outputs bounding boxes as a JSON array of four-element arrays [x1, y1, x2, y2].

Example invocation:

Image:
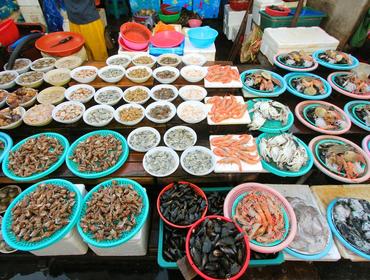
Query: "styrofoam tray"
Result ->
[[204, 66, 243, 88], [210, 135, 263, 173], [205, 96, 250, 125]]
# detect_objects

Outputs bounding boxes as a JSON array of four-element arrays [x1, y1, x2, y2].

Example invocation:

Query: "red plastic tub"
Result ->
[[120, 22, 151, 50], [157, 181, 208, 229], [0, 19, 20, 47], [35, 32, 84, 56], [230, 0, 251, 11], [265, 6, 291, 16]]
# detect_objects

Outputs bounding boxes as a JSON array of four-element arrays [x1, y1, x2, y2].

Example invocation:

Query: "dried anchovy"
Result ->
[[11, 184, 76, 242], [182, 149, 213, 175], [165, 128, 195, 150], [96, 90, 121, 104], [80, 181, 142, 241], [128, 130, 158, 151], [124, 88, 148, 102], [8, 135, 64, 177], [153, 88, 175, 100], [70, 134, 122, 172], [119, 106, 143, 122]]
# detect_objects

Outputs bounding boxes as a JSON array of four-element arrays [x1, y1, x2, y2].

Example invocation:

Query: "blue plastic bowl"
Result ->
[[188, 26, 218, 48], [284, 235, 333, 260], [1, 179, 82, 251], [241, 70, 287, 97], [344, 100, 370, 132], [312, 50, 359, 70], [0, 132, 12, 165]]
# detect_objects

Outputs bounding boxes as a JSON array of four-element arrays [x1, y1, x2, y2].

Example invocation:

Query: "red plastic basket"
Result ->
[[0, 19, 20, 47], [265, 6, 291, 16], [230, 0, 251, 11]]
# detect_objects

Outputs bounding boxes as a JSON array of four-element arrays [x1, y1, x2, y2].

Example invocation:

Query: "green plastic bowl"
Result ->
[[158, 12, 180, 23]]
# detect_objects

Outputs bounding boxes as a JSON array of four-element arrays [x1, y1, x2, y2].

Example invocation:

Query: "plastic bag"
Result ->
[[240, 25, 263, 64], [43, 0, 64, 32]]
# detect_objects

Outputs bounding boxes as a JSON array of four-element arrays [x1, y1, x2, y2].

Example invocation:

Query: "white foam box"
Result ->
[[19, 5, 46, 26], [224, 4, 246, 26], [184, 38, 216, 61], [30, 184, 88, 256], [16, 0, 40, 6], [283, 0, 307, 8], [252, 0, 284, 25], [260, 27, 340, 64], [230, 15, 253, 42]]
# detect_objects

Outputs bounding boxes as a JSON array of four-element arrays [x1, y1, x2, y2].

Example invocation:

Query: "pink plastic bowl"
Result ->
[[223, 182, 297, 254], [188, 19, 202, 28], [328, 72, 370, 100], [362, 135, 370, 157]]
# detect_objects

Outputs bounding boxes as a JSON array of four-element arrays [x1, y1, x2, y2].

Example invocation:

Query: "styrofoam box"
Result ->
[[30, 184, 88, 256], [184, 38, 216, 61], [118, 48, 149, 57], [230, 15, 253, 42], [260, 27, 340, 64], [16, 0, 40, 6], [252, 0, 284, 25], [283, 0, 307, 8], [224, 4, 246, 26], [19, 5, 46, 26]]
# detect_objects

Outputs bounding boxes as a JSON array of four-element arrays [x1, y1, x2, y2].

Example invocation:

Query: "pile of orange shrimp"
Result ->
[[211, 134, 260, 171], [205, 65, 240, 84], [234, 191, 285, 243], [206, 96, 247, 123]]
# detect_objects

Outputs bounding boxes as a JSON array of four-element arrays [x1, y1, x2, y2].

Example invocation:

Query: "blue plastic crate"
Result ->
[[149, 40, 185, 56], [162, 0, 193, 10]]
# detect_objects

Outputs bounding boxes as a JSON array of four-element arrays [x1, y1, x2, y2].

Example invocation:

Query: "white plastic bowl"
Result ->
[[145, 101, 176, 124], [127, 127, 161, 152], [179, 85, 207, 101], [177, 100, 207, 124], [143, 146, 179, 177], [0, 70, 18, 90], [65, 84, 95, 103], [157, 54, 182, 67], [44, 68, 71, 86], [6, 89, 38, 108], [30, 57, 56, 72], [180, 65, 207, 83], [94, 86, 123, 106], [55, 56, 83, 70], [15, 71, 44, 88], [132, 54, 156, 68], [106, 54, 131, 68], [4, 58, 31, 74], [114, 103, 145, 126], [150, 84, 178, 102], [180, 146, 216, 176], [83, 104, 115, 127], [153, 66, 180, 84], [122, 86, 151, 104], [97, 65, 125, 83], [126, 66, 152, 84], [37, 86, 65, 105], [0, 107, 26, 130], [52, 101, 85, 124], [70, 66, 98, 83], [164, 125, 197, 151], [182, 54, 207, 66]]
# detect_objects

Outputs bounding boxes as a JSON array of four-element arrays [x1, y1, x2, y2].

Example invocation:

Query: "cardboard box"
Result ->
[[19, 5, 46, 26]]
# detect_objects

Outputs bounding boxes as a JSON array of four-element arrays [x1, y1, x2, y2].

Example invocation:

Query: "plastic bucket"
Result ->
[[0, 19, 19, 47]]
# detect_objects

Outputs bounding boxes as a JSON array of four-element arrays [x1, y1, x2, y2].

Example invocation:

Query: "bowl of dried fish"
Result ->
[[241, 70, 286, 97], [153, 66, 180, 84], [132, 54, 156, 68], [0, 185, 21, 214], [257, 133, 313, 177], [4, 58, 31, 74], [66, 130, 129, 179], [247, 98, 294, 133], [0, 107, 25, 129], [0, 132, 13, 163], [145, 101, 176, 124], [15, 71, 44, 88], [164, 126, 197, 151], [0, 90, 8, 108], [179, 85, 207, 101], [126, 66, 152, 84], [52, 101, 85, 124], [186, 215, 250, 280], [94, 86, 123, 106], [55, 55, 83, 70], [0, 70, 18, 90], [180, 65, 207, 83], [37, 86, 65, 105], [106, 54, 131, 69], [285, 72, 332, 100], [83, 104, 115, 127], [328, 71, 370, 100], [143, 146, 179, 177], [77, 178, 149, 249], [1, 179, 82, 251], [98, 65, 125, 83], [44, 68, 71, 86], [327, 198, 370, 260], [30, 57, 56, 72], [127, 127, 161, 152], [6, 87, 38, 108], [24, 104, 55, 127], [157, 181, 208, 229], [0, 216, 17, 253], [344, 101, 370, 131], [65, 84, 95, 103], [182, 53, 207, 66], [123, 85, 150, 104], [181, 146, 216, 176], [70, 66, 98, 83], [273, 51, 318, 72], [363, 135, 370, 157], [157, 54, 181, 67], [2, 133, 69, 182], [114, 103, 145, 126], [295, 100, 351, 135], [150, 84, 178, 102], [312, 49, 359, 70], [177, 101, 208, 124], [309, 136, 370, 183]]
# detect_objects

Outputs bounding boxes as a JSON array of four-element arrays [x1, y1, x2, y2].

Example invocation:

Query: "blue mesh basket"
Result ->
[[312, 50, 359, 70], [344, 101, 370, 132], [2, 132, 69, 182], [0, 132, 13, 164], [65, 130, 129, 179], [1, 179, 82, 251], [77, 178, 149, 248], [241, 70, 287, 97]]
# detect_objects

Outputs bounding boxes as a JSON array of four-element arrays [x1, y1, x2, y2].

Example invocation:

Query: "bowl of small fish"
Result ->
[[284, 72, 332, 100], [153, 66, 180, 84], [98, 65, 125, 83], [126, 66, 152, 84], [24, 104, 55, 127], [0, 70, 18, 90], [55, 55, 83, 70], [328, 71, 370, 100], [143, 146, 179, 177], [257, 133, 313, 177], [44, 68, 71, 86], [274, 51, 318, 72], [65, 84, 95, 103], [145, 101, 176, 124], [106, 54, 131, 69], [132, 54, 156, 68], [150, 84, 178, 102], [94, 86, 123, 106], [186, 215, 250, 280], [180, 65, 207, 83], [295, 100, 351, 135], [83, 104, 115, 127], [177, 101, 208, 124], [123, 85, 150, 104], [128, 127, 161, 152], [157, 181, 208, 229], [182, 53, 207, 66], [179, 85, 207, 101], [30, 57, 56, 72], [114, 103, 145, 126], [181, 146, 216, 176], [52, 101, 85, 124], [312, 49, 359, 70], [241, 70, 286, 97], [157, 54, 181, 67], [4, 58, 31, 74], [164, 126, 197, 151], [0, 185, 21, 214], [344, 101, 370, 131], [309, 135, 370, 183], [15, 71, 44, 88], [37, 86, 65, 105], [70, 66, 98, 83], [6, 87, 38, 108], [0, 107, 25, 129]]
